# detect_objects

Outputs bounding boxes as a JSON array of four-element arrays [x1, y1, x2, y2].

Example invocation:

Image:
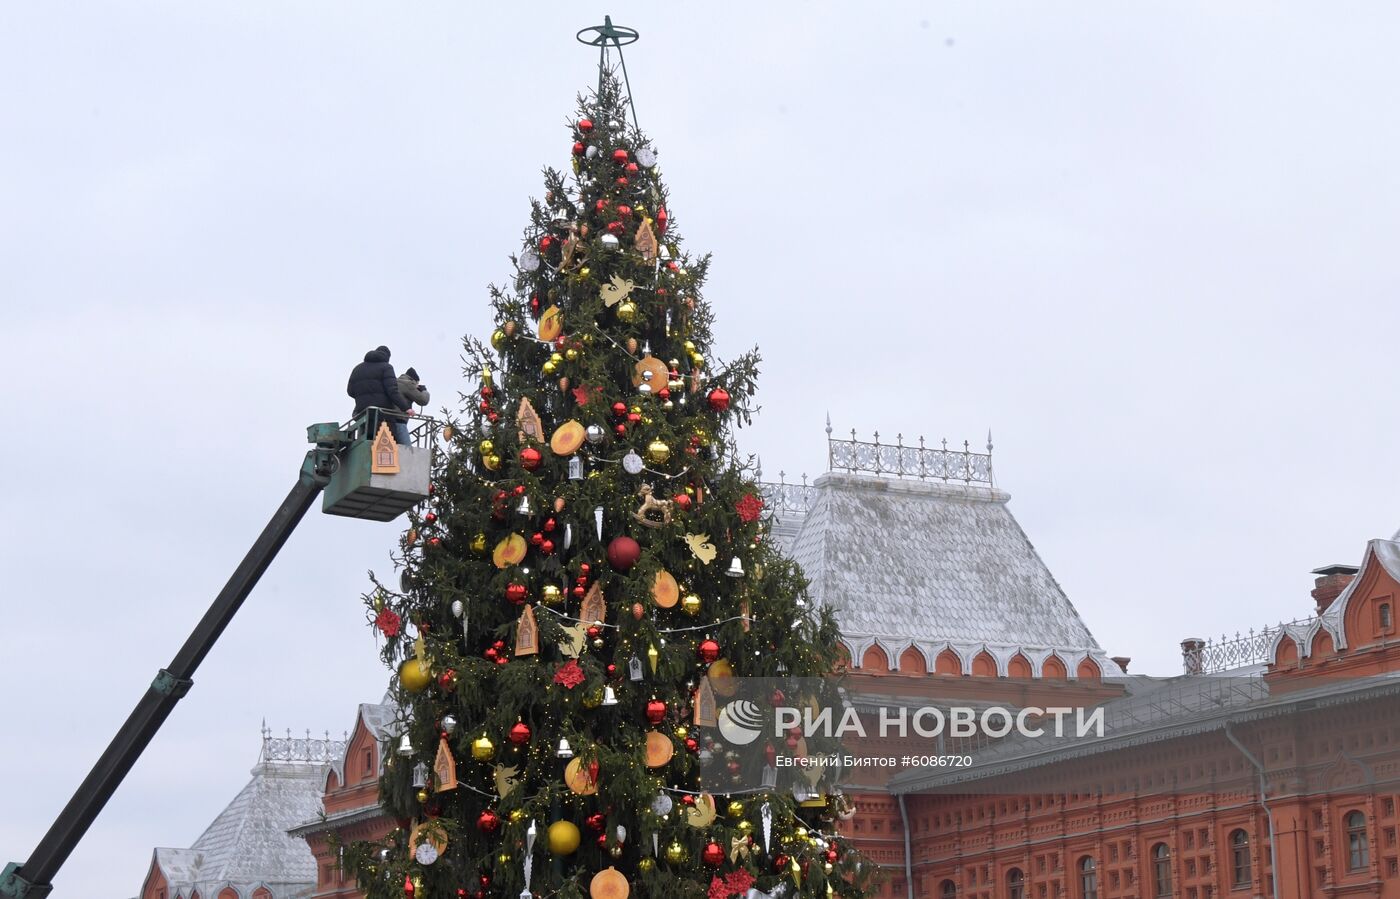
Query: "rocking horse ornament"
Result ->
[[632, 484, 673, 528]]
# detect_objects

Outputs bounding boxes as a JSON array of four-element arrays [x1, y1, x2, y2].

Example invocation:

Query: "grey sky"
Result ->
[[2, 2, 1398, 895]]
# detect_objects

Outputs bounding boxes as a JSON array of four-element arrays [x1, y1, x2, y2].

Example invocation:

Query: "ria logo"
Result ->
[[716, 699, 764, 745]]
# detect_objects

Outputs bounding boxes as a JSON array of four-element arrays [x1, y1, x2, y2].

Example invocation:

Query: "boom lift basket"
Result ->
[[317, 410, 433, 521]]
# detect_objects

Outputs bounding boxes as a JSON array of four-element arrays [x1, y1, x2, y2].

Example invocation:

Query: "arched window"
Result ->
[[1151, 843, 1172, 896], [939, 879, 956, 898], [1078, 856, 1098, 899], [1346, 810, 1369, 871], [1228, 829, 1251, 886], [1007, 868, 1024, 899], [1381, 602, 1393, 630]]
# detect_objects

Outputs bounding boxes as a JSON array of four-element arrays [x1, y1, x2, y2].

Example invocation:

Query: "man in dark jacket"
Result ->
[[347, 345, 411, 444]]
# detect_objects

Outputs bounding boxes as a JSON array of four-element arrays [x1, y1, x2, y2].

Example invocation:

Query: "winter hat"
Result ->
[[376, 345, 391, 359], [405, 367, 420, 380]]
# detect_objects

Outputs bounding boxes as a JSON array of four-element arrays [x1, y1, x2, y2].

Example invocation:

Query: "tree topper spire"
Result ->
[[576, 15, 641, 128]]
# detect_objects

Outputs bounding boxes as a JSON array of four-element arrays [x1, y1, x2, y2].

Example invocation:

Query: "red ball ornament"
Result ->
[[539, 236, 554, 252], [427, 536, 441, 548], [438, 668, 457, 690], [606, 220, 624, 235], [698, 639, 720, 664], [505, 583, 528, 605], [607, 536, 641, 571], [597, 833, 609, 848], [572, 141, 586, 157], [509, 721, 531, 745], [424, 512, 437, 524], [615, 176, 629, 187], [707, 387, 731, 412], [477, 809, 501, 834], [702, 841, 725, 867], [484, 647, 498, 661], [494, 655, 509, 666], [616, 205, 632, 218], [685, 737, 699, 752], [614, 423, 627, 437], [645, 698, 667, 724], [586, 813, 605, 831], [673, 493, 692, 511], [680, 793, 696, 806], [519, 447, 542, 471], [612, 401, 628, 416], [624, 162, 639, 174], [586, 625, 602, 640], [611, 148, 629, 164], [774, 854, 790, 872], [541, 539, 555, 555], [595, 198, 609, 211], [578, 118, 594, 134], [825, 849, 839, 864]]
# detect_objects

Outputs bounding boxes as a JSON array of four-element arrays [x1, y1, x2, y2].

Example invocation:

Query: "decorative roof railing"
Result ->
[[759, 472, 815, 517], [260, 723, 347, 765], [1187, 617, 1316, 674], [755, 420, 996, 515], [827, 421, 994, 486]]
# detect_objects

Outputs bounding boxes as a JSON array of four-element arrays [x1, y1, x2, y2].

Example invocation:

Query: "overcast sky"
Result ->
[[3, 2, 1398, 896]]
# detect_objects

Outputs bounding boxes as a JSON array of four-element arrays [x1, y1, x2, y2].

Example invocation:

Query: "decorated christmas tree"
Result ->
[[347, 47, 871, 899]]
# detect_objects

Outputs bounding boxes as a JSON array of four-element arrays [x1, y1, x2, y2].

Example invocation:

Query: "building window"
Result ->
[[364, 748, 374, 776], [1230, 829, 1251, 887], [1152, 843, 1172, 896], [1008, 868, 1025, 899], [940, 880, 956, 898], [1381, 603, 1394, 631], [1348, 810, 1370, 871], [1079, 856, 1098, 899]]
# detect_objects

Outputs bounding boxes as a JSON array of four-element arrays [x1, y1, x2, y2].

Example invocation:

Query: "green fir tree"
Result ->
[[346, 72, 873, 899]]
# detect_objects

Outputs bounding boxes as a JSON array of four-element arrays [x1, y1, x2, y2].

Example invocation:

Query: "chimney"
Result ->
[[1311, 564, 1360, 614], [1181, 638, 1206, 675], [1110, 656, 1131, 674]]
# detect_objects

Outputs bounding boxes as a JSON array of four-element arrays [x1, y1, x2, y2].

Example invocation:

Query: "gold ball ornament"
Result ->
[[416, 789, 429, 803], [823, 862, 834, 875], [617, 301, 638, 323], [398, 658, 432, 693], [548, 820, 582, 855], [491, 329, 507, 349], [542, 585, 563, 605], [727, 800, 745, 819], [498, 852, 512, 865], [637, 858, 655, 874], [550, 352, 564, 365], [565, 347, 580, 362], [737, 820, 753, 834], [479, 439, 495, 455], [582, 687, 604, 709], [471, 734, 496, 761], [674, 725, 688, 739], [542, 360, 558, 376], [681, 594, 702, 616], [484, 453, 501, 471], [665, 842, 687, 864], [471, 533, 487, 553], [509, 809, 526, 823], [646, 440, 671, 464]]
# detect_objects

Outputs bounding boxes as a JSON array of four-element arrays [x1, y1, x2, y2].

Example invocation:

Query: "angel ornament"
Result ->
[[633, 484, 674, 529]]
